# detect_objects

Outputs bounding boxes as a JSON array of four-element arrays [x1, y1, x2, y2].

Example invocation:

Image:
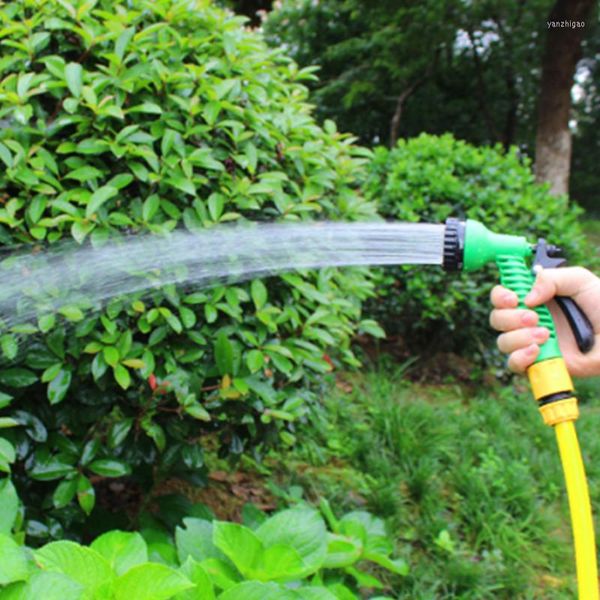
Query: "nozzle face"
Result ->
[[442, 218, 465, 271]]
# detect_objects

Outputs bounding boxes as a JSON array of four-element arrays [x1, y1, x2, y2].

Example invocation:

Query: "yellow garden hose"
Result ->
[[443, 219, 599, 597], [529, 358, 598, 599], [555, 420, 598, 600]]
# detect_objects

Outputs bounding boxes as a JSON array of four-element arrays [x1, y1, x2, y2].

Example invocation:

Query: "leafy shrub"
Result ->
[[0, 502, 406, 599], [0, 0, 377, 538], [363, 133, 589, 364]]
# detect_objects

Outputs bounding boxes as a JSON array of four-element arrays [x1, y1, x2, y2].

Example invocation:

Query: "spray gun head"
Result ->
[[442, 218, 594, 354], [442, 218, 533, 272]]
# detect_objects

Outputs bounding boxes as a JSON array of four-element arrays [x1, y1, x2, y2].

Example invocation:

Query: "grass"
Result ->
[[261, 365, 600, 599]]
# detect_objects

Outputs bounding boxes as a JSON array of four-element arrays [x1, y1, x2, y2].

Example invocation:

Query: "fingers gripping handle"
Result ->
[[555, 296, 595, 353], [532, 238, 595, 354], [496, 255, 562, 363]]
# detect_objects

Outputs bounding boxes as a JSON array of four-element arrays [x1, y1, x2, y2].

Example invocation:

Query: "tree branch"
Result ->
[[465, 27, 499, 142]]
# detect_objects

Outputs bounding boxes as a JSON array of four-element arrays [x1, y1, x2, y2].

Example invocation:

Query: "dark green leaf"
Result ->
[[214, 332, 234, 376], [47, 368, 72, 405], [0, 368, 37, 388], [88, 459, 131, 478]]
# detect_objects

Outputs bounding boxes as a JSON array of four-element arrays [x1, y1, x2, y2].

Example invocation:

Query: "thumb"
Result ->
[[525, 267, 598, 307]]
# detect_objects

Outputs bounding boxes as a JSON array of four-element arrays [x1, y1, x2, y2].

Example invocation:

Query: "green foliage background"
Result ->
[[0, 0, 378, 539]]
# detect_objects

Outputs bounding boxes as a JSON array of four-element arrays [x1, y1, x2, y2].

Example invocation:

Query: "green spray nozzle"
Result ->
[[442, 218, 533, 271], [462, 220, 532, 271], [442, 218, 594, 362]]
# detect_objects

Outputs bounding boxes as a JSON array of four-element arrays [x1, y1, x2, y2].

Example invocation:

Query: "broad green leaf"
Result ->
[[88, 459, 131, 478], [363, 551, 409, 576], [256, 544, 305, 581], [91, 531, 148, 576], [34, 542, 113, 595], [346, 566, 383, 589], [0, 479, 19, 534], [296, 588, 338, 600], [323, 533, 362, 568], [256, 508, 327, 576], [86, 186, 118, 218], [176, 557, 215, 600], [47, 368, 72, 405], [0, 534, 29, 585], [175, 519, 225, 564], [213, 522, 262, 578], [218, 582, 297, 600], [65, 62, 83, 98], [114, 563, 193, 600], [339, 511, 386, 544], [21, 572, 83, 600]]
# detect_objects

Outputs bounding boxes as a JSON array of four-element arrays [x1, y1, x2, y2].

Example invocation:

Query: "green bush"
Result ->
[[0, 502, 406, 599], [363, 133, 589, 364], [0, 0, 377, 539]]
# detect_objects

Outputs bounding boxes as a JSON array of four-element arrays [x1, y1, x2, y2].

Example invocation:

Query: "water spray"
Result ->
[[443, 218, 598, 600]]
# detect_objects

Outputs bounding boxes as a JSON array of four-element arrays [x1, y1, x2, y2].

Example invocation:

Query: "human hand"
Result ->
[[489, 267, 600, 376]]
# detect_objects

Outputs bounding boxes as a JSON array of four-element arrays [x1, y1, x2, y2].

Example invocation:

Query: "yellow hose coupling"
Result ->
[[528, 358, 574, 401], [539, 396, 579, 426]]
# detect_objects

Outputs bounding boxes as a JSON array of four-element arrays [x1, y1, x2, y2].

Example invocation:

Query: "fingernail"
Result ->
[[521, 312, 537, 326], [526, 344, 538, 356], [502, 292, 517, 305], [526, 288, 540, 304], [533, 327, 549, 341]]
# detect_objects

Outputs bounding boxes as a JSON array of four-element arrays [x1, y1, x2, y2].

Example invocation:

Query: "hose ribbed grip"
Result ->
[[496, 254, 561, 362], [443, 218, 465, 271]]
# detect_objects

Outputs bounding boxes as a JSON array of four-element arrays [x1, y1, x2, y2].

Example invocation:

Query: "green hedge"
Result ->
[[363, 133, 588, 365], [0, 0, 377, 540]]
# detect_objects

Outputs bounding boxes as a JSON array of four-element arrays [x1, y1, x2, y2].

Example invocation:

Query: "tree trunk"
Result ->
[[534, 0, 595, 196]]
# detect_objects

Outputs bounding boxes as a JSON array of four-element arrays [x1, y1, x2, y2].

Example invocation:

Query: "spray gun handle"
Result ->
[[555, 296, 595, 353], [533, 239, 595, 354]]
